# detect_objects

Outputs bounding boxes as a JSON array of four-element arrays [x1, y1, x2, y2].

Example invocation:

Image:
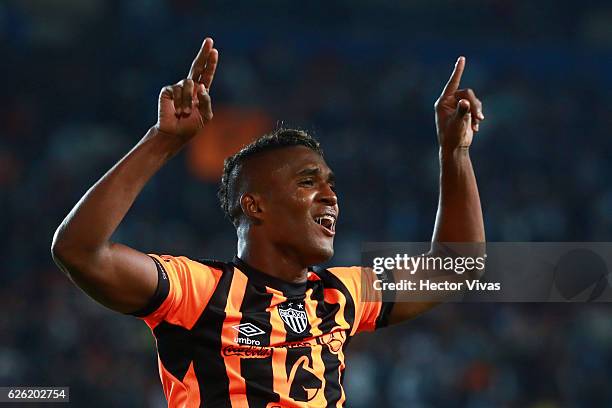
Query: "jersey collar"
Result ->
[[232, 256, 308, 296]]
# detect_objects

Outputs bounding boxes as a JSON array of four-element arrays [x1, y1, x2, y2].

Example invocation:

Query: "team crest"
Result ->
[[278, 301, 308, 334]]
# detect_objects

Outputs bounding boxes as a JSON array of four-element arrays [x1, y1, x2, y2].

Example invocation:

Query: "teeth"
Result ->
[[315, 215, 336, 230]]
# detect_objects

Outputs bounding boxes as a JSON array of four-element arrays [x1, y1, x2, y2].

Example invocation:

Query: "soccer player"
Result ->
[[51, 37, 484, 407]]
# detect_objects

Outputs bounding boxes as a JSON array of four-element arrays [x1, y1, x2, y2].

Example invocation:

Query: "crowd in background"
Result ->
[[2, 0, 612, 406]]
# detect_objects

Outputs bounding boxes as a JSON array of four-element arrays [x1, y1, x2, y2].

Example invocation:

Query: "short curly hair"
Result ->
[[218, 128, 323, 226]]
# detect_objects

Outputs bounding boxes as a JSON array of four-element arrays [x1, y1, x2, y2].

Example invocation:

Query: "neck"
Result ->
[[236, 234, 308, 285]]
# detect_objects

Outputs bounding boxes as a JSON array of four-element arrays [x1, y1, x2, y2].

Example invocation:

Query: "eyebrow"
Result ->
[[296, 167, 335, 183]]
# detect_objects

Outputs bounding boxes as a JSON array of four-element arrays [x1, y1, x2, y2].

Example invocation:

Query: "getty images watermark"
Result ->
[[361, 243, 612, 303], [371, 252, 492, 292]]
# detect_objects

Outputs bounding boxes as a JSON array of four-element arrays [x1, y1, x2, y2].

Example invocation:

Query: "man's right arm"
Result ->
[[51, 37, 219, 314]]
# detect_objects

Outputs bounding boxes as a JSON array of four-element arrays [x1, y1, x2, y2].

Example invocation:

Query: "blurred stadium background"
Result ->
[[2, 0, 612, 406]]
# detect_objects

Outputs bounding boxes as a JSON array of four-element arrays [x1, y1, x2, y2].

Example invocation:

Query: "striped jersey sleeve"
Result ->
[[327, 266, 393, 335], [136, 254, 223, 330]]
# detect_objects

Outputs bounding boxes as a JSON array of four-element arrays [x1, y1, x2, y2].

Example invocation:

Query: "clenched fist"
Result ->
[[434, 57, 484, 151], [156, 37, 219, 142]]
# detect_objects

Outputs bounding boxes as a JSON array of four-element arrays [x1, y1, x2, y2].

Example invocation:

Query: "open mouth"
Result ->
[[314, 214, 336, 236]]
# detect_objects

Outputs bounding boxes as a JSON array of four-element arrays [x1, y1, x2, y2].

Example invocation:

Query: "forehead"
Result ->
[[250, 146, 331, 179]]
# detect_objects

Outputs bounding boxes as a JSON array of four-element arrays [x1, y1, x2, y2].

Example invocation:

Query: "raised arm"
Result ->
[[431, 56, 485, 243], [51, 37, 219, 313], [387, 57, 485, 324]]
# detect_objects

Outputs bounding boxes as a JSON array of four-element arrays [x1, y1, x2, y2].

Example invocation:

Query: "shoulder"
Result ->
[[150, 254, 231, 277], [321, 265, 368, 287], [141, 254, 232, 329], [313, 265, 364, 300], [315, 265, 385, 335]]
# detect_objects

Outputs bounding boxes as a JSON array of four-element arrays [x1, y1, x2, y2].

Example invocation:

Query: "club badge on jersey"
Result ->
[[278, 300, 308, 334]]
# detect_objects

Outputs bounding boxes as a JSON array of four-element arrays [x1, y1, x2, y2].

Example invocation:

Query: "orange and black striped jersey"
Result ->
[[133, 254, 392, 408]]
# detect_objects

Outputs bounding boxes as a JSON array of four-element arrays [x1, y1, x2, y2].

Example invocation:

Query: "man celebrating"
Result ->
[[52, 37, 485, 407]]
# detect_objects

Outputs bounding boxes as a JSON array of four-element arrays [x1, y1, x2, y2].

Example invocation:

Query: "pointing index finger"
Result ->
[[188, 37, 214, 81], [440, 56, 466, 97]]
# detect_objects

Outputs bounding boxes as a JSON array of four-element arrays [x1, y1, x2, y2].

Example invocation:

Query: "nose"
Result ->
[[318, 183, 338, 206]]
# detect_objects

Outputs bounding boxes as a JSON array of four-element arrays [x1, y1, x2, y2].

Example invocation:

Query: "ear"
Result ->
[[240, 193, 265, 223]]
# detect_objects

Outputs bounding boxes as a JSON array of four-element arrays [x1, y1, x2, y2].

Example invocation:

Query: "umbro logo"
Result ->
[[232, 323, 265, 337]]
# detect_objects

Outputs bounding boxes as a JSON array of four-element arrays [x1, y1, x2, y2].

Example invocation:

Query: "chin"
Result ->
[[304, 243, 334, 266]]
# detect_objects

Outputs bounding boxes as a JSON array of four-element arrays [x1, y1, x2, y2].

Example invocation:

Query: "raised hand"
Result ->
[[156, 37, 219, 141], [434, 57, 484, 151]]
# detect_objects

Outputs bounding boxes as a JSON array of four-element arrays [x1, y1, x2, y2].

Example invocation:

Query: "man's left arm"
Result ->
[[387, 56, 485, 324]]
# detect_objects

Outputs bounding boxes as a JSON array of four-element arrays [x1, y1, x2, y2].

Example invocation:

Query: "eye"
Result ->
[[299, 178, 315, 187]]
